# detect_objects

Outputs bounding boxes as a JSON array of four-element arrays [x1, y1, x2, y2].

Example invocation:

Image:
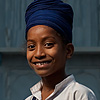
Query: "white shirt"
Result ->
[[25, 75, 97, 100]]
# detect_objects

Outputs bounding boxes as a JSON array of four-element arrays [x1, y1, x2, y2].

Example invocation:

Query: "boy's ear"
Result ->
[[66, 43, 74, 59]]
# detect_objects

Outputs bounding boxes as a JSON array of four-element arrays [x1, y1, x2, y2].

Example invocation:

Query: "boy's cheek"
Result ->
[[46, 48, 59, 56], [27, 51, 33, 59]]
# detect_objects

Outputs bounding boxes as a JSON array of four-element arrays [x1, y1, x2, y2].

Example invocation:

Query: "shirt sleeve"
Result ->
[[25, 95, 33, 100], [74, 89, 97, 100]]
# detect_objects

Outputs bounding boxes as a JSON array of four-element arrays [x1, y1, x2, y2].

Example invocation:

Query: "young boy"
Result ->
[[25, 0, 97, 100]]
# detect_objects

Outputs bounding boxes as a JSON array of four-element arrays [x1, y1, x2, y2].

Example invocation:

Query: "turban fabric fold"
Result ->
[[25, 0, 73, 43]]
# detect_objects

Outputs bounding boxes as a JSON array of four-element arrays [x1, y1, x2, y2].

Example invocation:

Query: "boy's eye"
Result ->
[[44, 43, 54, 48], [27, 44, 35, 50]]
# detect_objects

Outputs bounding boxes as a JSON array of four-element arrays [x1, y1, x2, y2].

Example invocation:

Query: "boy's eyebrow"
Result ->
[[27, 39, 32, 42], [27, 39, 35, 42], [27, 36, 56, 42], [42, 36, 56, 41]]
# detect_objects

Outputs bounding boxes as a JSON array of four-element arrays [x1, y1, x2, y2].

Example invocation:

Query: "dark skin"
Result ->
[[41, 69, 67, 100], [27, 25, 74, 100]]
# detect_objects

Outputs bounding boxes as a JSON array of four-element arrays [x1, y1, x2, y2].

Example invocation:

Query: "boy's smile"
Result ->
[[26, 25, 72, 77], [32, 59, 53, 69]]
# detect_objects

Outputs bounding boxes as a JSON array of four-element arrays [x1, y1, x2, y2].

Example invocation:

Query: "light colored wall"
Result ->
[[67, 0, 99, 46]]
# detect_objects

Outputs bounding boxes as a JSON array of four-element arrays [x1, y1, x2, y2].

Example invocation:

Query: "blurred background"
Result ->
[[0, 0, 100, 100]]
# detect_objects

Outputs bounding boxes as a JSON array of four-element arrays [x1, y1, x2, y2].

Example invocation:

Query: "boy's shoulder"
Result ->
[[25, 95, 33, 100], [68, 81, 97, 100]]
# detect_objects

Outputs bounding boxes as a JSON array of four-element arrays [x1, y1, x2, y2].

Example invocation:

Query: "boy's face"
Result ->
[[27, 25, 73, 77]]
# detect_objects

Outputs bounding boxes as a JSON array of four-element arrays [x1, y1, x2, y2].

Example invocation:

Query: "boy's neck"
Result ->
[[41, 69, 67, 100], [41, 69, 67, 91]]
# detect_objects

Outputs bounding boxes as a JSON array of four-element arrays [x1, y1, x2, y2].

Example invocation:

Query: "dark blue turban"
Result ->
[[25, 0, 73, 43]]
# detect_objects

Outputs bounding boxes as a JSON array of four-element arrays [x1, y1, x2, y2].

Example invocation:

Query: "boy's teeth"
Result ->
[[36, 62, 48, 65]]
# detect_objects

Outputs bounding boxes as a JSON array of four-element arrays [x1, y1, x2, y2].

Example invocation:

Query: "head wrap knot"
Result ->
[[25, 0, 73, 43]]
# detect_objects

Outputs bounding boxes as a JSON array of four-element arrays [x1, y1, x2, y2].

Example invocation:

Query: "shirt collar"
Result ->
[[30, 80, 43, 94], [30, 75, 75, 98], [54, 75, 75, 93]]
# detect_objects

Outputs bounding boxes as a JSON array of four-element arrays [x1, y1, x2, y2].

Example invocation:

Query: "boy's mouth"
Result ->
[[33, 61, 52, 65]]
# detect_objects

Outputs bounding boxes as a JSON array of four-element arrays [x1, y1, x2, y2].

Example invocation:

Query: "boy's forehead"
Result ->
[[27, 25, 58, 36], [28, 25, 57, 32], [27, 25, 64, 44]]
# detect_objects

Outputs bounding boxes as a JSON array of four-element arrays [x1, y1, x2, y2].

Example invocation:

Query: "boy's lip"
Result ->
[[32, 60, 52, 68], [33, 60, 52, 65]]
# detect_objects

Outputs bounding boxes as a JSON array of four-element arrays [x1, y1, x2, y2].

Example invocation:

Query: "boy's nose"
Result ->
[[34, 47, 46, 59]]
